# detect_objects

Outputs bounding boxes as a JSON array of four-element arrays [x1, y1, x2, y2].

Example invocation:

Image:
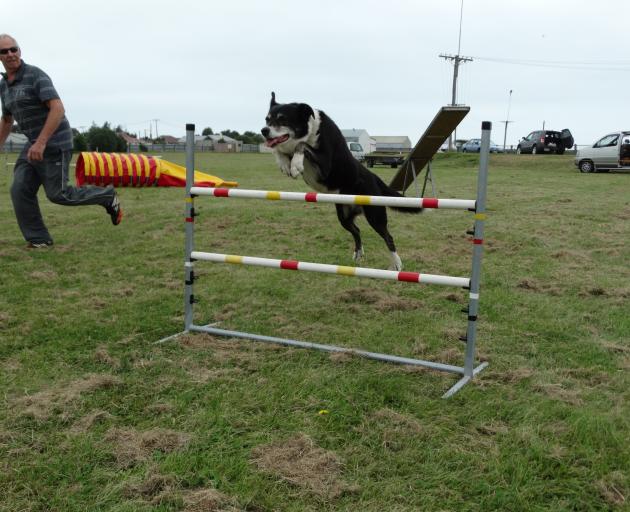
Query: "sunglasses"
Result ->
[[0, 47, 19, 55]]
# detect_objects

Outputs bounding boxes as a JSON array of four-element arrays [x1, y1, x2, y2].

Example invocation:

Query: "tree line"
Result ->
[[71, 123, 265, 152]]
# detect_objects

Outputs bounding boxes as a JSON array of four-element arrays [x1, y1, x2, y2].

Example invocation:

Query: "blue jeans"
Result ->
[[10, 147, 115, 243]]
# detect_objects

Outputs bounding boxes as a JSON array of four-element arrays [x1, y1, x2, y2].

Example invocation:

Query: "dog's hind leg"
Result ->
[[335, 204, 364, 264], [363, 206, 403, 271]]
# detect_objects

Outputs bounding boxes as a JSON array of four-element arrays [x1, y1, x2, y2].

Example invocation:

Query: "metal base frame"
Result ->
[[160, 122, 493, 399]]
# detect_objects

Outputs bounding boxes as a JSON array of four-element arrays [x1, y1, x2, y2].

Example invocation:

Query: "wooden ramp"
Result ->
[[389, 106, 470, 192]]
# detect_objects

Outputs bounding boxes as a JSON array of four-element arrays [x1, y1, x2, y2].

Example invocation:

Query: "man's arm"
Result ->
[[27, 98, 65, 161], [0, 114, 13, 151]]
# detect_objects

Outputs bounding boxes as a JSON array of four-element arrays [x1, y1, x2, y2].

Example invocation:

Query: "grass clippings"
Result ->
[[104, 427, 191, 468], [13, 374, 121, 421], [251, 433, 355, 499]]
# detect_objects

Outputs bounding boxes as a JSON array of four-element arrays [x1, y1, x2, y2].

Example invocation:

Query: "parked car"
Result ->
[[347, 141, 365, 162], [574, 131, 630, 173], [516, 129, 574, 155], [460, 139, 503, 153]]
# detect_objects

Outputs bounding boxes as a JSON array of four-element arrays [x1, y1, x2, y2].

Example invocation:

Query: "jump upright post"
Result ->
[[162, 122, 492, 398]]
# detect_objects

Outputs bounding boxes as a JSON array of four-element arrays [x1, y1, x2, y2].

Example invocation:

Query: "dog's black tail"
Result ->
[[375, 178, 423, 214]]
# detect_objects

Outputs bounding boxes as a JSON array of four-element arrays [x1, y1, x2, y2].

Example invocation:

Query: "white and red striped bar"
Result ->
[[190, 187, 476, 211], [191, 251, 470, 288]]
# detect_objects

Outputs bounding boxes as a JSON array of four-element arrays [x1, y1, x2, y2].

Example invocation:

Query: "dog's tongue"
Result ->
[[265, 135, 288, 148]]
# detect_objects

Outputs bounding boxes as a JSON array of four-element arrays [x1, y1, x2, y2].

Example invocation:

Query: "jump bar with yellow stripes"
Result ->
[[190, 251, 470, 288], [190, 187, 476, 211]]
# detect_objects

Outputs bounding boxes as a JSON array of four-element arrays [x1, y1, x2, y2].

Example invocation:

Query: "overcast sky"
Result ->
[[5, 0, 628, 146]]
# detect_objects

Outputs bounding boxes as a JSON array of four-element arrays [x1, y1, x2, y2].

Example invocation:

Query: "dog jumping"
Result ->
[[261, 92, 421, 271]]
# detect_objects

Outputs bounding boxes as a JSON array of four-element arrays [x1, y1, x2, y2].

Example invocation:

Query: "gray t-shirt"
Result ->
[[0, 61, 73, 151]]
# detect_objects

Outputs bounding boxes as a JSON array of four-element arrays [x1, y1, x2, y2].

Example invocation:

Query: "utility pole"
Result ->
[[501, 89, 514, 152], [152, 119, 160, 139], [440, 0, 472, 151]]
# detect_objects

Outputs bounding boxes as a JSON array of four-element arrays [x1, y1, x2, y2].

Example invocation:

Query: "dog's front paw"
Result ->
[[353, 247, 364, 265], [279, 162, 292, 177], [290, 153, 304, 178], [388, 252, 403, 271]]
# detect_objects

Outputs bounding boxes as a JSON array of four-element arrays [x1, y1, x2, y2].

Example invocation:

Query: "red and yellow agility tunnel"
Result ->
[[75, 152, 237, 188]]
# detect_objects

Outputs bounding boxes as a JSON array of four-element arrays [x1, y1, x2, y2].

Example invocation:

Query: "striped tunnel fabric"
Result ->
[[191, 251, 470, 288], [190, 187, 476, 210], [75, 152, 238, 188], [76, 152, 159, 187]]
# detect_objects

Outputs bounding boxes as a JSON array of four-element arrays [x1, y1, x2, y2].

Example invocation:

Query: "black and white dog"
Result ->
[[261, 92, 421, 271]]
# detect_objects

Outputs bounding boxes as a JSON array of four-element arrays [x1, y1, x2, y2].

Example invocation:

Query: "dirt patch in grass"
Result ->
[[533, 382, 583, 406], [13, 373, 121, 421], [516, 279, 562, 296], [180, 334, 280, 368], [3, 356, 21, 371], [181, 488, 243, 512], [558, 367, 612, 387], [123, 471, 176, 499], [328, 351, 356, 363], [251, 433, 355, 499], [104, 427, 192, 468], [187, 366, 244, 384], [485, 367, 535, 384], [357, 408, 428, 451], [599, 341, 630, 354], [0, 311, 11, 327], [334, 287, 423, 312], [28, 269, 58, 281], [596, 471, 627, 507], [475, 422, 509, 436], [69, 409, 113, 434], [94, 346, 121, 368]]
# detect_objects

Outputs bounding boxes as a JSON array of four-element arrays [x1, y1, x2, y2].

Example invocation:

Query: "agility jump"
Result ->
[[161, 122, 491, 398]]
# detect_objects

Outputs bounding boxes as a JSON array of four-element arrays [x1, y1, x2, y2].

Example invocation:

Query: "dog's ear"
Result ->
[[299, 103, 314, 120], [270, 91, 278, 108]]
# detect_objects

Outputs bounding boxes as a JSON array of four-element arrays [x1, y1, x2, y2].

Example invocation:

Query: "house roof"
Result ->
[[119, 132, 141, 144], [6, 132, 28, 144], [372, 136, 411, 144]]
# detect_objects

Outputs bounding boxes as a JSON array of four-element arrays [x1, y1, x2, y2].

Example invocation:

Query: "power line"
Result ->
[[472, 56, 630, 71]]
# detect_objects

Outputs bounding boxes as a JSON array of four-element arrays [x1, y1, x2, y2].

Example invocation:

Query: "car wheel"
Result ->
[[579, 160, 595, 173], [516, 146, 522, 155], [556, 148, 565, 155], [532, 145, 538, 155]]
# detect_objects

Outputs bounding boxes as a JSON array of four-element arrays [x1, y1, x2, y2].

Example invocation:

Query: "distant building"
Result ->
[[176, 133, 242, 152], [2, 132, 28, 151], [372, 136, 412, 152], [341, 129, 376, 153], [119, 132, 141, 145]]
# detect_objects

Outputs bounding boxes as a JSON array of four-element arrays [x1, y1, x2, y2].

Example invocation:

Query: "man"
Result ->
[[0, 34, 122, 249]]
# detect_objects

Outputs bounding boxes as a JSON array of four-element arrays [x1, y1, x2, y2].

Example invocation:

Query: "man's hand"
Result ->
[[27, 140, 46, 161]]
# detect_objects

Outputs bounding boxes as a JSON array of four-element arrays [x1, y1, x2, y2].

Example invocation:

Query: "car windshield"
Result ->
[[349, 143, 363, 151]]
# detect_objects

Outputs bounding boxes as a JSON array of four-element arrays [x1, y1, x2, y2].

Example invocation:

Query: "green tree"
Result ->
[[85, 122, 127, 152], [202, 127, 214, 136], [73, 132, 88, 152], [241, 131, 264, 145], [220, 129, 241, 141]]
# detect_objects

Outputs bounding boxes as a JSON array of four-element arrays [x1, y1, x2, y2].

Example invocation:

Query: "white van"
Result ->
[[575, 131, 630, 172], [347, 141, 365, 162]]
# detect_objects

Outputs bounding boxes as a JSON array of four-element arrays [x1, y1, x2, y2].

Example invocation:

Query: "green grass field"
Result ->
[[1, 151, 628, 511]]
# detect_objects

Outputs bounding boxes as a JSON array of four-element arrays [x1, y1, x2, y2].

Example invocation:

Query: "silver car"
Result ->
[[575, 131, 630, 172]]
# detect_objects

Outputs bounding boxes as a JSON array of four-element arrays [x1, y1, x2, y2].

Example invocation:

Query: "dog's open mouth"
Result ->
[[265, 134, 289, 148]]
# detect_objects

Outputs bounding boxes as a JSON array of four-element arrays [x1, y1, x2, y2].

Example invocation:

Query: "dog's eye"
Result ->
[[277, 114, 284, 120]]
